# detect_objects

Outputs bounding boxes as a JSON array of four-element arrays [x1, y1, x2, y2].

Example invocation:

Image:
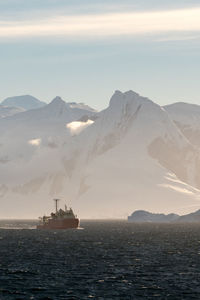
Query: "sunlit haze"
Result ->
[[1, 1, 200, 219]]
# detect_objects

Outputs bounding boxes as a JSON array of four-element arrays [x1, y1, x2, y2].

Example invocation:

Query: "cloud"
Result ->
[[155, 34, 200, 42], [159, 183, 195, 195], [28, 138, 41, 146], [66, 120, 94, 135], [0, 7, 200, 40]]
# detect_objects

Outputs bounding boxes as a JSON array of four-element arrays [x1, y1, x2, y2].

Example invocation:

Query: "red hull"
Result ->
[[37, 218, 79, 229]]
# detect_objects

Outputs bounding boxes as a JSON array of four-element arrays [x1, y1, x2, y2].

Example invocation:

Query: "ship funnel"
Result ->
[[54, 199, 60, 213]]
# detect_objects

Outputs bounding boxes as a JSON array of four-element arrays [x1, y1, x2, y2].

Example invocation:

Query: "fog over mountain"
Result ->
[[0, 90, 200, 219], [0, 105, 25, 119]]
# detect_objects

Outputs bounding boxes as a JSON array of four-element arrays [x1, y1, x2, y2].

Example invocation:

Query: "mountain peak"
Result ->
[[109, 90, 145, 110], [45, 96, 69, 117], [1, 95, 46, 110], [50, 96, 66, 105], [113, 90, 140, 97], [124, 90, 140, 97]]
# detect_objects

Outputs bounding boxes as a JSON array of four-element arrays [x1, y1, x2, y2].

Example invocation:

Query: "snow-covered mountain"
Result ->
[[60, 90, 200, 218], [68, 102, 96, 113], [1, 95, 46, 110], [0, 91, 200, 219], [0, 105, 25, 119], [0, 96, 97, 166], [164, 102, 200, 147]]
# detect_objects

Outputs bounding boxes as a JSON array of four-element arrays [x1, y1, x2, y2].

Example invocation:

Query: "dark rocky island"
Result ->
[[128, 209, 200, 223], [176, 209, 200, 223]]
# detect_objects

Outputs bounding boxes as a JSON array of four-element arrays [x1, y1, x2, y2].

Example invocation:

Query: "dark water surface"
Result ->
[[0, 221, 200, 299]]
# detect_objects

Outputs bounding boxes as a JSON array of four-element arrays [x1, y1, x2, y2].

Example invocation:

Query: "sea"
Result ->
[[0, 220, 200, 300]]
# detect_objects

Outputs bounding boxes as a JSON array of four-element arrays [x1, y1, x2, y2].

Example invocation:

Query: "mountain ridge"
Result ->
[[0, 90, 200, 218]]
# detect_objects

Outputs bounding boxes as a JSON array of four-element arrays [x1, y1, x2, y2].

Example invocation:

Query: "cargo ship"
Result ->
[[37, 199, 79, 229]]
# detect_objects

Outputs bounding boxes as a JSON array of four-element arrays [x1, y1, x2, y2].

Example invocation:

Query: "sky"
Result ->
[[0, 0, 200, 110]]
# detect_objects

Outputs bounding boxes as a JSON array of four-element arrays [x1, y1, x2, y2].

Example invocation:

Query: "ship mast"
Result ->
[[54, 199, 60, 214]]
